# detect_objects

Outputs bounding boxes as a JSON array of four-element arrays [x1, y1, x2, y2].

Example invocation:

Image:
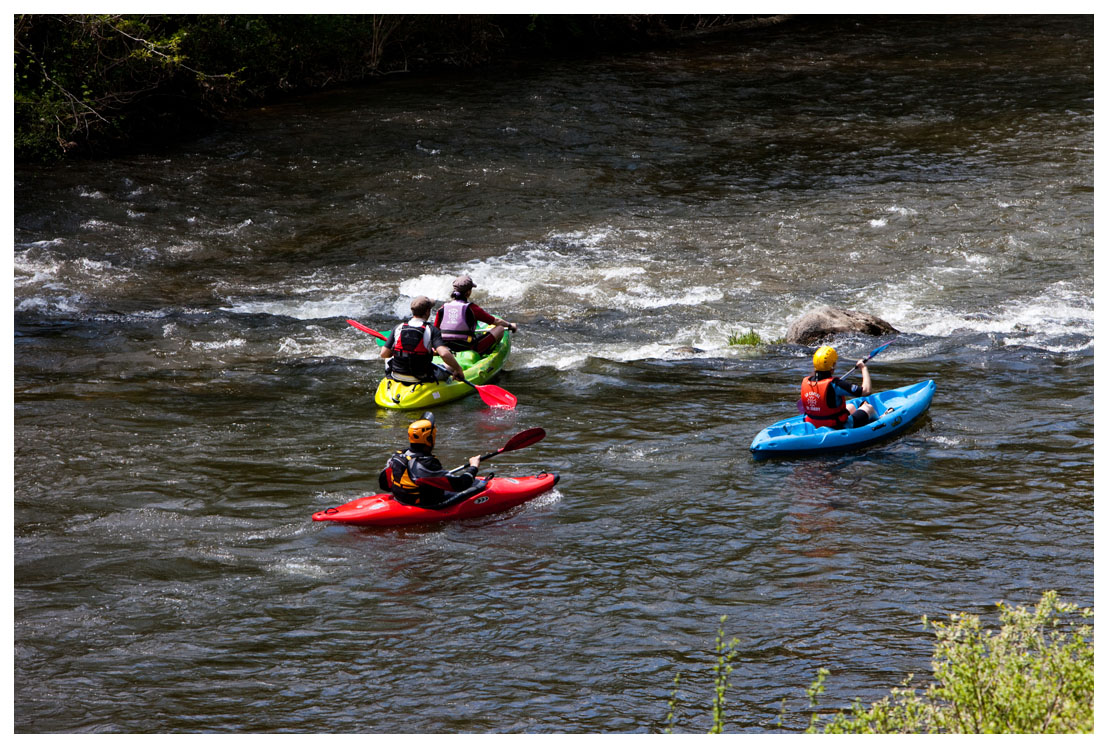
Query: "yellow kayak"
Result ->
[[374, 326, 511, 409]]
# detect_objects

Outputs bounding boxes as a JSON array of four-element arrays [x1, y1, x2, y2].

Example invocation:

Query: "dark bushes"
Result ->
[[14, 14, 787, 161]]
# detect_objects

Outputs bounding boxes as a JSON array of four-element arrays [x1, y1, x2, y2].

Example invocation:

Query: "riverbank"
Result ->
[[15, 13, 791, 162]]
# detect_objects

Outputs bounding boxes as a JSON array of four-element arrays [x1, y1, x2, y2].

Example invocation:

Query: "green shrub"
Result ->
[[808, 591, 1093, 734], [664, 615, 740, 733], [728, 329, 763, 346], [15, 14, 792, 161], [663, 592, 1092, 734]]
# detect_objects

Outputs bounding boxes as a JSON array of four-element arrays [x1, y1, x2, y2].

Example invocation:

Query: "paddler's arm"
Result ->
[[435, 345, 466, 381], [442, 456, 480, 491], [379, 331, 395, 360], [857, 360, 872, 396], [472, 303, 518, 333]]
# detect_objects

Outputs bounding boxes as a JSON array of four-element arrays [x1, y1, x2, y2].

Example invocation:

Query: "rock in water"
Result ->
[[786, 306, 898, 345]]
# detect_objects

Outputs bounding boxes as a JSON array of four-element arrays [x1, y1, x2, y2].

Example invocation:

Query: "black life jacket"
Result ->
[[388, 322, 435, 380], [381, 449, 462, 505]]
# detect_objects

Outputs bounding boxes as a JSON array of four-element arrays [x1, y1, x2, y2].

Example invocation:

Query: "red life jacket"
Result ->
[[800, 375, 850, 428], [437, 300, 474, 343]]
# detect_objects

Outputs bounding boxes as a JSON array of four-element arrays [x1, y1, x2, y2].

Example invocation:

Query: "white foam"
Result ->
[[191, 338, 247, 351], [13, 246, 136, 316], [599, 267, 646, 280], [201, 220, 1090, 363], [607, 284, 724, 310], [522, 339, 713, 371], [529, 488, 562, 509], [13, 252, 61, 286], [229, 296, 379, 320], [15, 294, 83, 314], [274, 332, 380, 361], [269, 560, 327, 578], [878, 279, 1092, 352], [397, 273, 456, 303], [206, 218, 253, 236], [217, 270, 395, 320]]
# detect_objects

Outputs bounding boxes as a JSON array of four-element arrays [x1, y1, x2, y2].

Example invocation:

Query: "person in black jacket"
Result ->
[[379, 412, 483, 507]]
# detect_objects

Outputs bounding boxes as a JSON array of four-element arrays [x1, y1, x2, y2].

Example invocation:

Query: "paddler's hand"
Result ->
[[508, 321, 518, 333], [856, 359, 868, 371], [452, 369, 467, 383], [468, 455, 481, 468]]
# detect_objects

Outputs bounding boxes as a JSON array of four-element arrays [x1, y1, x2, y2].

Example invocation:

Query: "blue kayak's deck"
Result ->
[[750, 380, 935, 457]]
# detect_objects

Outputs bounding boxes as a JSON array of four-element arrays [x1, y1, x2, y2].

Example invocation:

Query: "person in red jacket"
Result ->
[[800, 345, 878, 429], [378, 412, 483, 507], [433, 275, 518, 354]]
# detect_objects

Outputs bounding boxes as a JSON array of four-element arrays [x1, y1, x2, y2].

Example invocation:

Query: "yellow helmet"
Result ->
[[408, 412, 437, 448], [813, 345, 838, 372]]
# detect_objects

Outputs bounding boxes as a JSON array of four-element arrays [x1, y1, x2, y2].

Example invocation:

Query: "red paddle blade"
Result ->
[[502, 427, 545, 452], [474, 383, 517, 410], [473, 427, 546, 464], [346, 319, 388, 342]]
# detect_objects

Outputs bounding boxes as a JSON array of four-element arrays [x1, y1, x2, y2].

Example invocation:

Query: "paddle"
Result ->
[[448, 427, 546, 473], [796, 337, 898, 413], [839, 337, 898, 381], [346, 318, 518, 409], [461, 379, 517, 409], [346, 318, 388, 346]]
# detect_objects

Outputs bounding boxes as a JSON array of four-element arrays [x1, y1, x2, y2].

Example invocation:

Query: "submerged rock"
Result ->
[[786, 306, 898, 345], [668, 345, 703, 357]]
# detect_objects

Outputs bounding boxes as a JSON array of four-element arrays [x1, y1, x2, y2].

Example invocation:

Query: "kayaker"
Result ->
[[378, 412, 483, 508], [800, 345, 878, 429], [380, 295, 468, 383], [433, 274, 518, 354]]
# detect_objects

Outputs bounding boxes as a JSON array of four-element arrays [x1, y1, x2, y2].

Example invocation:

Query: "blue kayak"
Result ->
[[750, 380, 936, 458]]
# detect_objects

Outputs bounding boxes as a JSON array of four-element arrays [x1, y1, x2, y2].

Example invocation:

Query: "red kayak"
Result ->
[[312, 473, 560, 527]]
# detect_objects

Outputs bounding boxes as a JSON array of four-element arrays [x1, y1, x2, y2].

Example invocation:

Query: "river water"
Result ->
[[13, 16, 1093, 733]]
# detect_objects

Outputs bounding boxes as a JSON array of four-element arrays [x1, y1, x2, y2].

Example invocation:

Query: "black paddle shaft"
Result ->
[[449, 428, 546, 473]]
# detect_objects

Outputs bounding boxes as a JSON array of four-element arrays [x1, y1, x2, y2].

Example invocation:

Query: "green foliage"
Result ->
[[727, 328, 786, 346], [13, 14, 419, 160], [14, 14, 791, 161], [14, 14, 241, 160], [807, 591, 1093, 734], [710, 616, 741, 733], [664, 673, 681, 733], [663, 592, 1091, 734], [728, 329, 763, 346], [664, 615, 740, 733]]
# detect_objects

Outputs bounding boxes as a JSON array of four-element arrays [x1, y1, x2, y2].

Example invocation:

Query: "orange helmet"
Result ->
[[408, 412, 437, 449], [812, 345, 838, 372]]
